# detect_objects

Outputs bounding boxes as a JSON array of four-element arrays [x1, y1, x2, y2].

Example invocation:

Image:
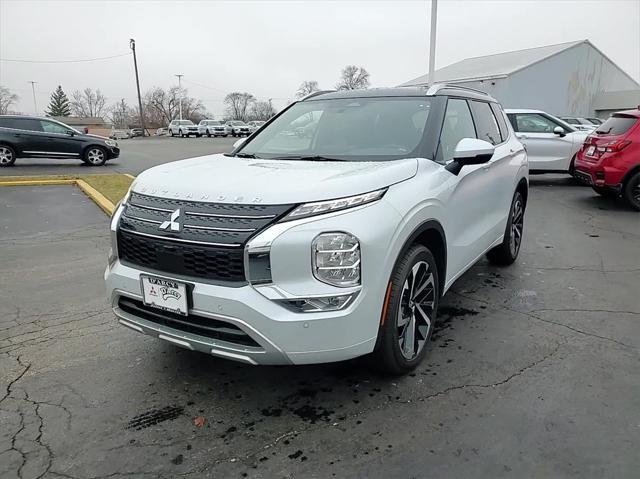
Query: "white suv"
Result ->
[[168, 119, 200, 138], [106, 85, 528, 374], [198, 120, 229, 137]]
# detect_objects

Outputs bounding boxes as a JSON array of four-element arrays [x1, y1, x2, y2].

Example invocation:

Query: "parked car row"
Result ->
[[165, 119, 267, 138]]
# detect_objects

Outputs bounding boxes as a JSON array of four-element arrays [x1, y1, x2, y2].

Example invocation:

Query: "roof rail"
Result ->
[[426, 83, 490, 96], [300, 90, 335, 101]]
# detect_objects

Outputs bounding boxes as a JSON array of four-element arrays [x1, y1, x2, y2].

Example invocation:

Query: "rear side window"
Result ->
[[438, 98, 477, 163], [490, 103, 509, 141], [469, 101, 501, 145], [596, 115, 637, 136], [0, 117, 41, 131]]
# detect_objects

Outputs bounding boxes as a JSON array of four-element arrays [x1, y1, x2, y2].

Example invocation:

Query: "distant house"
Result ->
[[53, 116, 110, 136], [400, 40, 640, 119]]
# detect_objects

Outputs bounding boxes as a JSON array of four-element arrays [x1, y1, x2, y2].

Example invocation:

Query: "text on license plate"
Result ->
[[586, 146, 596, 156], [140, 275, 188, 316]]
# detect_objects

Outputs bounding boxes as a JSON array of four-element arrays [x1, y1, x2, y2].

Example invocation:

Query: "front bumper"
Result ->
[[107, 146, 120, 159], [105, 197, 402, 365]]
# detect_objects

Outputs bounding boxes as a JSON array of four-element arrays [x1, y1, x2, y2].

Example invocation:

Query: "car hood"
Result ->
[[132, 154, 419, 204], [85, 133, 109, 141]]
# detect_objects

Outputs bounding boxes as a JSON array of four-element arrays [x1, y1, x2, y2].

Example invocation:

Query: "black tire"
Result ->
[[206, 129, 211, 138], [196, 134, 201, 138], [622, 171, 640, 211], [223, 134, 228, 137], [371, 245, 439, 375], [568, 155, 576, 177], [0, 144, 17, 167], [179, 129, 184, 138], [487, 191, 525, 265], [592, 186, 618, 198], [170, 130, 175, 137], [83, 146, 107, 166]]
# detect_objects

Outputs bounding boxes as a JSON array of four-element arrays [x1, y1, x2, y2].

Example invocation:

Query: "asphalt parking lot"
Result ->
[[1, 163, 639, 478]]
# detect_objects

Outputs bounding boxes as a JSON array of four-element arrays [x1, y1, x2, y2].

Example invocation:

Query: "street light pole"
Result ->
[[28, 81, 37, 115], [175, 74, 184, 120], [129, 39, 147, 136], [427, 0, 438, 86]]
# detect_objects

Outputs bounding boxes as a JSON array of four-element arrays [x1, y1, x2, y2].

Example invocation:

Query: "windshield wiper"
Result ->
[[269, 155, 348, 162], [595, 127, 612, 134], [235, 153, 258, 158]]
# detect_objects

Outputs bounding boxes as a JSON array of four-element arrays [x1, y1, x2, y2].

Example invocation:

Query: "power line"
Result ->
[[0, 52, 132, 64]]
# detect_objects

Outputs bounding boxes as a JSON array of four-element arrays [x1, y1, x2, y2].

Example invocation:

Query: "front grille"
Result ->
[[118, 192, 294, 283], [118, 297, 261, 348]]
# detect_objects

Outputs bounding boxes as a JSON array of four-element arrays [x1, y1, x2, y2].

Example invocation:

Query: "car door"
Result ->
[[508, 112, 573, 171], [38, 120, 84, 157], [0, 117, 45, 155], [439, 98, 497, 278]]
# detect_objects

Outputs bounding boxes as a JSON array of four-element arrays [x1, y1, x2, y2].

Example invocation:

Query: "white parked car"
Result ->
[[109, 130, 130, 140], [168, 120, 200, 138], [198, 120, 229, 137], [506, 109, 588, 174], [226, 120, 251, 137], [560, 117, 597, 132], [247, 120, 266, 134], [106, 85, 528, 374]]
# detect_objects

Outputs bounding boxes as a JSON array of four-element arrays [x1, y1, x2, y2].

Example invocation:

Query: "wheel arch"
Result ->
[[0, 140, 19, 155], [621, 164, 640, 188], [516, 177, 529, 206], [393, 220, 447, 296]]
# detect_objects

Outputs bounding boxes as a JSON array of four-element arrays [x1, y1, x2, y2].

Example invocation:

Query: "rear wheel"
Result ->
[[622, 171, 640, 211], [170, 129, 175, 137], [487, 190, 525, 265], [371, 245, 439, 375], [83, 146, 107, 166], [0, 145, 17, 167]]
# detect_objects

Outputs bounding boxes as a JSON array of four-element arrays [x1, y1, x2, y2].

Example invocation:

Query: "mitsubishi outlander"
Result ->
[[105, 85, 528, 374]]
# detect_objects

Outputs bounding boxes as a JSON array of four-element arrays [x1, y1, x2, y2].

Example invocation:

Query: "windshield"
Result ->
[[237, 97, 433, 161], [179, 120, 194, 125], [229, 121, 245, 126]]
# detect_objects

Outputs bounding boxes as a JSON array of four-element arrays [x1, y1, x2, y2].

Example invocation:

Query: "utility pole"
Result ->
[[28, 81, 38, 115], [175, 74, 184, 120], [129, 39, 147, 136], [427, 0, 438, 86]]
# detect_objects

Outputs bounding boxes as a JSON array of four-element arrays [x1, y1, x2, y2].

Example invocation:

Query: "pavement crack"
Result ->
[[0, 354, 31, 405]]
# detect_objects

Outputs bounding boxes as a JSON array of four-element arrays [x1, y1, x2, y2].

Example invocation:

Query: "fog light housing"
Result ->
[[312, 232, 360, 287], [280, 293, 357, 313]]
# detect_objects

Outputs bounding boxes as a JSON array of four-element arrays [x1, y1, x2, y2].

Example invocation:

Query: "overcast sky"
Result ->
[[1, 0, 639, 117]]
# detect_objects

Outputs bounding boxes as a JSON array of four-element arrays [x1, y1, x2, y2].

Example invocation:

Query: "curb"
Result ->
[[0, 177, 116, 216]]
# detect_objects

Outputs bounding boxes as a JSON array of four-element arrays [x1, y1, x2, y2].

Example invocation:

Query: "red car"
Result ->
[[574, 108, 640, 210]]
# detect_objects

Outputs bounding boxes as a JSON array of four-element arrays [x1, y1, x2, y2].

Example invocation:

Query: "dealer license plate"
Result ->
[[140, 275, 188, 316], [586, 145, 596, 157]]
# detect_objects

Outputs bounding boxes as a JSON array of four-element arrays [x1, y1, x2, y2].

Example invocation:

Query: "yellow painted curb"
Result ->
[[124, 173, 136, 179], [0, 177, 116, 216]]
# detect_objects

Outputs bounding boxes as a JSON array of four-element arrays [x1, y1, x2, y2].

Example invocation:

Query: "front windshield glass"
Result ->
[[238, 97, 432, 161], [229, 121, 245, 126], [179, 120, 194, 125]]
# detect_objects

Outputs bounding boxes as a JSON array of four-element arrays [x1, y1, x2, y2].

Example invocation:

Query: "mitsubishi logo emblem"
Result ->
[[159, 208, 182, 232]]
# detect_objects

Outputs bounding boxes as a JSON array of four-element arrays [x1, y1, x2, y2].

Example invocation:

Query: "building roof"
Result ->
[[401, 40, 588, 86], [592, 90, 640, 111], [52, 116, 106, 125]]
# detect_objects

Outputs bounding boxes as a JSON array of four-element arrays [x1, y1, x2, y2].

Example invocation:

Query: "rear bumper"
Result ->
[[575, 153, 625, 187]]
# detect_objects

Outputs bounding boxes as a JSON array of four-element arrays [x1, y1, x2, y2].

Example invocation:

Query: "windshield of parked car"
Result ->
[[595, 115, 637, 136], [563, 118, 580, 125], [229, 121, 245, 126], [237, 97, 433, 161], [178, 120, 194, 125]]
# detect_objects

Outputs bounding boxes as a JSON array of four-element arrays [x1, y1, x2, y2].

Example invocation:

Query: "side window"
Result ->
[[514, 113, 558, 133], [438, 98, 476, 163], [39, 120, 70, 134], [507, 113, 518, 131], [490, 103, 509, 141], [469, 101, 501, 145]]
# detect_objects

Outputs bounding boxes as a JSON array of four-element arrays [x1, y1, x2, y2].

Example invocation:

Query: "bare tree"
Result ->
[[108, 99, 136, 128], [296, 80, 320, 99], [249, 100, 277, 121], [336, 65, 370, 90], [0, 86, 19, 114], [144, 86, 205, 126], [224, 92, 256, 121], [71, 88, 107, 117]]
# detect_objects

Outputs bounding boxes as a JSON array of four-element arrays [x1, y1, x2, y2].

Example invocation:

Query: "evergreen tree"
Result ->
[[46, 85, 72, 117]]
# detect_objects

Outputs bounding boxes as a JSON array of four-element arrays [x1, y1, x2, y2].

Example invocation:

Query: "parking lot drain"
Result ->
[[125, 405, 185, 430]]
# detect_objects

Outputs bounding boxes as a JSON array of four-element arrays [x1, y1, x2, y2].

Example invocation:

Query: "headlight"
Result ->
[[283, 188, 387, 221], [105, 139, 117, 147], [312, 232, 360, 287]]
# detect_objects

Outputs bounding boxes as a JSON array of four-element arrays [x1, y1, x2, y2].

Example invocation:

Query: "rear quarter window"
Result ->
[[596, 115, 638, 136]]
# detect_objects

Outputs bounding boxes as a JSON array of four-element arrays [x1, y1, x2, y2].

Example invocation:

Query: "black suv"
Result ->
[[0, 115, 120, 167]]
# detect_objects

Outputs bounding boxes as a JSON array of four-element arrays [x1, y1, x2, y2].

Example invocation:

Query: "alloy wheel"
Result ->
[[397, 261, 435, 360], [510, 197, 524, 257], [0, 147, 14, 165], [87, 148, 105, 165]]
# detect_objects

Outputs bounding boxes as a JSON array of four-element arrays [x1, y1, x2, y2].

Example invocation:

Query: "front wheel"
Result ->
[[206, 129, 211, 138], [0, 145, 17, 167], [622, 171, 640, 211], [487, 190, 525, 265], [371, 245, 439, 375], [83, 146, 107, 166]]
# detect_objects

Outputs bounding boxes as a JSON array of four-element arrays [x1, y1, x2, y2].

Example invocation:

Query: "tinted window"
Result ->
[[512, 113, 559, 133], [0, 117, 41, 131], [469, 101, 501, 145], [490, 103, 509, 142], [240, 97, 433, 161], [0, 117, 21, 129], [595, 115, 637, 136], [40, 120, 70, 134], [438, 98, 476, 163]]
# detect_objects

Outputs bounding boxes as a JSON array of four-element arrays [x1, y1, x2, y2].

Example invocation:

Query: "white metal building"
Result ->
[[400, 40, 640, 119]]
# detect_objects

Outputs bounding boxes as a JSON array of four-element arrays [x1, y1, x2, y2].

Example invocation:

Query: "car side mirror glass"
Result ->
[[445, 138, 495, 175], [553, 126, 565, 136], [67, 130, 76, 136], [232, 138, 246, 149]]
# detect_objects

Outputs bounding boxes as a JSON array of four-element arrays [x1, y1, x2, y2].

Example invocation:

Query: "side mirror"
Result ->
[[553, 126, 566, 137], [67, 130, 76, 136], [445, 138, 494, 175], [232, 138, 246, 149]]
